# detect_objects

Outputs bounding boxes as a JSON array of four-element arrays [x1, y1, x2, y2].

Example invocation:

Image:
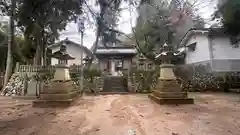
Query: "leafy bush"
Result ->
[[130, 67, 159, 93], [70, 68, 101, 81], [69, 68, 102, 93], [175, 64, 224, 92]]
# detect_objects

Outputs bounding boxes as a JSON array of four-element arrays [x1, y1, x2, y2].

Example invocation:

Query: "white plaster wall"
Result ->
[[50, 44, 87, 66], [185, 34, 211, 64], [212, 36, 240, 60]]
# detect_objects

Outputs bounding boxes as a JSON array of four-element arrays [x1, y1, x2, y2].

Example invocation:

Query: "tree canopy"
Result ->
[[133, 0, 205, 62], [215, 0, 240, 43], [1, 0, 84, 65]]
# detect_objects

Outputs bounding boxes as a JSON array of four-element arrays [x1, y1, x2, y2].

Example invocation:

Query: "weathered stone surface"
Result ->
[[156, 80, 181, 92], [152, 91, 187, 98], [149, 51, 194, 104], [39, 91, 78, 101], [33, 64, 78, 107], [149, 94, 194, 105], [26, 79, 38, 96], [32, 99, 75, 107], [42, 81, 74, 94], [33, 80, 78, 107]]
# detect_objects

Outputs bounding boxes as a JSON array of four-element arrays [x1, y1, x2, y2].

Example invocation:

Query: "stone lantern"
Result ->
[[51, 45, 75, 81], [138, 54, 146, 70], [148, 43, 194, 104], [83, 56, 90, 66], [33, 44, 78, 107]]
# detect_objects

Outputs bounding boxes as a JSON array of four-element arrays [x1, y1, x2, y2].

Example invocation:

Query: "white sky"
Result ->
[[59, 1, 137, 49], [1, 1, 217, 49], [59, 0, 217, 49], [2, 0, 217, 49]]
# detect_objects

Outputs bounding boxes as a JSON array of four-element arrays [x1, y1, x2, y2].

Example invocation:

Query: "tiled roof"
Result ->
[[178, 28, 225, 47], [48, 38, 93, 57]]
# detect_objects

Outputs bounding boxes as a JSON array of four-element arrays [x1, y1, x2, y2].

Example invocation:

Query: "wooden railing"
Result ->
[[16, 64, 55, 77]]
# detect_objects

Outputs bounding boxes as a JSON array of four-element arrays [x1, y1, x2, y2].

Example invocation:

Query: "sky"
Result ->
[[59, 0, 217, 49], [1, 0, 217, 49], [59, 1, 138, 49]]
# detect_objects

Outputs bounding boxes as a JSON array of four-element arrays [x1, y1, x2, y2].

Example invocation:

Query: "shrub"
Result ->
[[175, 64, 223, 92], [130, 67, 159, 93]]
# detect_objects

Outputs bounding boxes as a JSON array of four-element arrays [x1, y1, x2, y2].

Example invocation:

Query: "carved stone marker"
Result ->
[[148, 43, 194, 104], [26, 77, 37, 96]]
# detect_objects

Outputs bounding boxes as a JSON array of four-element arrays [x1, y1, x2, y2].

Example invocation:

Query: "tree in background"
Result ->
[[0, 20, 33, 64], [133, 0, 207, 62], [1, 0, 15, 88], [1, 0, 83, 65], [0, 21, 8, 70], [0, 0, 83, 88], [214, 0, 240, 45]]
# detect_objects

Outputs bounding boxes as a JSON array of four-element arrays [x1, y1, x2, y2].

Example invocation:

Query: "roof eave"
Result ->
[[48, 39, 93, 57], [179, 28, 209, 47]]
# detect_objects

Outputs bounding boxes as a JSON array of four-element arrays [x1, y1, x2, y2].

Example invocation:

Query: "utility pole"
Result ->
[[78, 16, 85, 92]]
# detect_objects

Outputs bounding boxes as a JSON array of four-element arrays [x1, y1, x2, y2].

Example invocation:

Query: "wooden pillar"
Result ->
[[128, 57, 132, 77], [107, 58, 110, 73]]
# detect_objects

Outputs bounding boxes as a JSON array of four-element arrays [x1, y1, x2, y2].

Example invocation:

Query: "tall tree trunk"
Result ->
[[3, 0, 16, 89], [33, 38, 41, 65], [42, 31, 46, 66]]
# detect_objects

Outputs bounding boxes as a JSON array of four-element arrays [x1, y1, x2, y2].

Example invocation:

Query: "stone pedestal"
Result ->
[[26, 79, 37, 96], [52, 65, 71, 81], [33, 66, 78, 107], [148, 64, 194, 105]]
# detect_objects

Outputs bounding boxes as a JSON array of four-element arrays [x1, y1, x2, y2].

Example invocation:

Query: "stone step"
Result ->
[[39, 91, 78, 101], [98, 92, 129, 95], [12, 96, 37, 100], [103, 87, 126, 91], [148, 94, 194, 105], [32, 99, 75, 108], [103, 85, 127, 88], [152, 91, 187, 98], [102, 76, 128, 92], [104, 81, 125, 83]]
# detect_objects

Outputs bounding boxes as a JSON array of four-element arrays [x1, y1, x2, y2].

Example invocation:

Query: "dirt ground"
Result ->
[[0, 93, 240, 135]]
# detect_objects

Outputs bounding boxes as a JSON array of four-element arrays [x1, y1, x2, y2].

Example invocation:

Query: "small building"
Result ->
[[179, 28, 240, 73], [47, 38, 93, 66], [92, 40, 137, 92], [94, 43, 137, 75]]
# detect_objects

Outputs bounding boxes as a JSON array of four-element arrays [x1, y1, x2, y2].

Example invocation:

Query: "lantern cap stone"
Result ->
[[50, 45, 75, 60]]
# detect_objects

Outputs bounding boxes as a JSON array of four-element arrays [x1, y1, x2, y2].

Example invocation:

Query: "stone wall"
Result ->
[[0, 73, 25, 96]]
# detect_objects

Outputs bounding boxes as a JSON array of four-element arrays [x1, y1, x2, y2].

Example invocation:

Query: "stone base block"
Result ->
[[12, 96, 37, 100], [39, 91, 78, 101], [42, 81, 74, 94], [156, 79, 182, 92], [148, 94, 194, 105], [98, 92, 129, 95], [152, 91, 187, 98], [32, 96, 79, 108], [33, 90, 79, 107]]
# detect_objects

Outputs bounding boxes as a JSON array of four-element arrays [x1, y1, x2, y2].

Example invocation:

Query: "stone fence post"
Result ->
[[128, 73, 136, 92], [15, 62, 20, 72]]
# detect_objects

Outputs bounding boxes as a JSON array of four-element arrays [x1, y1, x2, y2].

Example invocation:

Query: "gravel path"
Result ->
[[0, 93, 240, 135]]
